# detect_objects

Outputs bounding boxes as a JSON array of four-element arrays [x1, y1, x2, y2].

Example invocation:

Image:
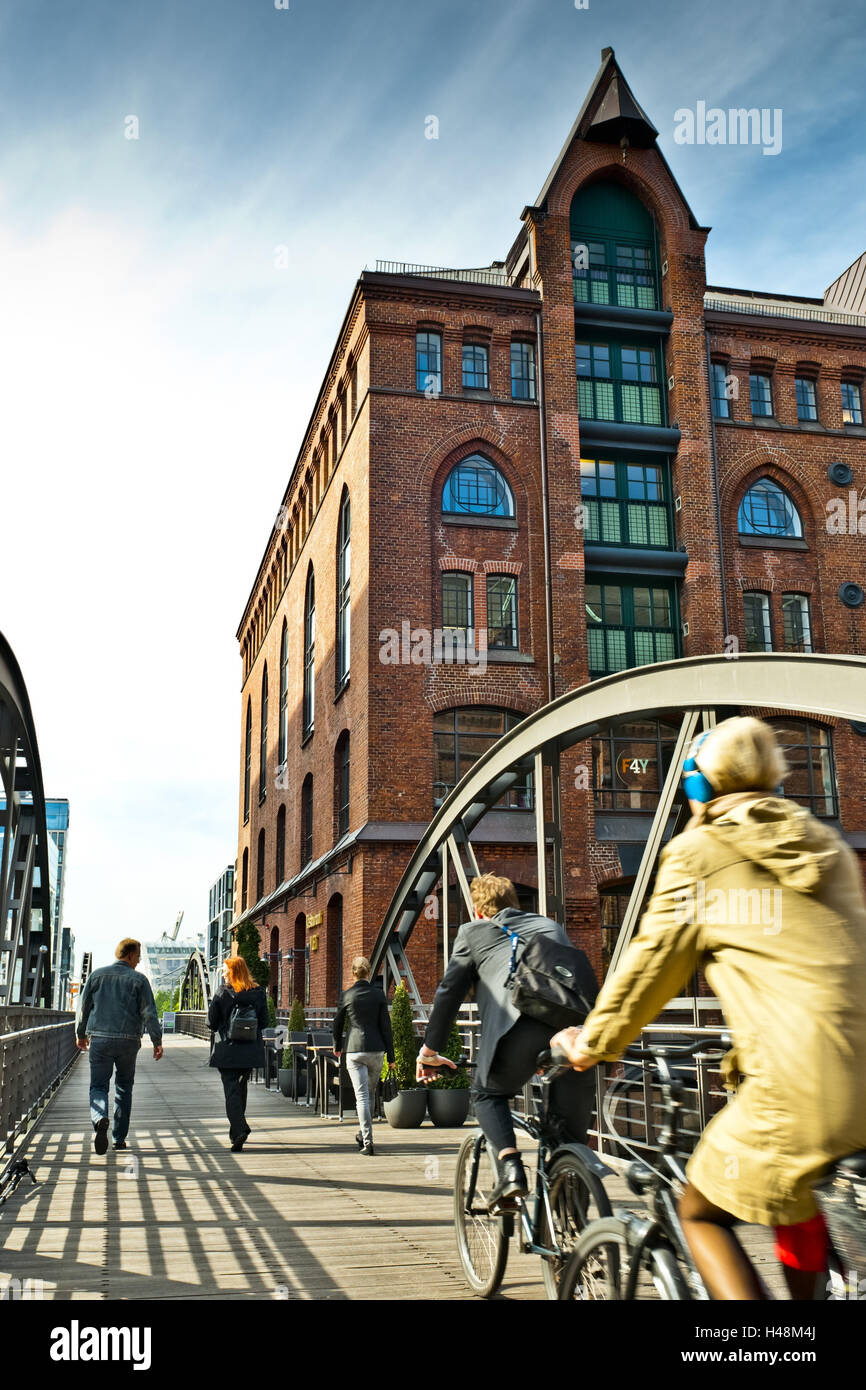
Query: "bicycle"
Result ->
[[453, 1048, 614, 1298], [559, 1037, 866, 1301]]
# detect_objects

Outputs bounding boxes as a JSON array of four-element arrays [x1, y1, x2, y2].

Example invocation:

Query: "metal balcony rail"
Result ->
[[374, 259, 515, 287], [0, 1008, 77, 1175], [705, 294, 866, 327], [577, 376, 664, 427]]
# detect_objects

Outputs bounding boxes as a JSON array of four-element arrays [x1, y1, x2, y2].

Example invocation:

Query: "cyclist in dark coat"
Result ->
[[418, 873, 597, 1209], [207, 956, 268, 1151]]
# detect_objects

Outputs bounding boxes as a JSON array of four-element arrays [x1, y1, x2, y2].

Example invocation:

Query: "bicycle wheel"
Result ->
[[453, 1130, 510, 1297], [558, 1217, 628, 1300], [539, 1150, 613, 1299]]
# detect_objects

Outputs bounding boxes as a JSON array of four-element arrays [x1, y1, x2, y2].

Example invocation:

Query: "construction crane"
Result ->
[[161, 911, 184, 943]]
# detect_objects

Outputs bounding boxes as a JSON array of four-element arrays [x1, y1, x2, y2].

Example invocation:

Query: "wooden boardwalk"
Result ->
[[0, 1034, 785, 1300]]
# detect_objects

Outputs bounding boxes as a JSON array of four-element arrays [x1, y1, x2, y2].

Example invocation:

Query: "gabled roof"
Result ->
[[533, 47, 705, 232]]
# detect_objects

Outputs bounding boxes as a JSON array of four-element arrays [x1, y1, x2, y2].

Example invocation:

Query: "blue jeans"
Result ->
[[89, 1036, 141, 1144]]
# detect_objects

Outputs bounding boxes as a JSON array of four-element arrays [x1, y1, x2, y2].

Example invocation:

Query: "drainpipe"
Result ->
[[536, 307, 556, 705], [705, 330, 730, 639]]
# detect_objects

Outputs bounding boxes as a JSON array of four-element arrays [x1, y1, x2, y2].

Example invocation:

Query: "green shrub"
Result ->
[[428, 1020, 469, 1090], [235, 921, 270, 990], [281, 1047, 292, 1068], [389, 984, 419, 1091], [267, 995, 277, 1028], [288, 997, 306, 1032]]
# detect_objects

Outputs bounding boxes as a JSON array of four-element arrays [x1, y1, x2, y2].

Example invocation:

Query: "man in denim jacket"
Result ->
[[76, 938, 163, 1154]]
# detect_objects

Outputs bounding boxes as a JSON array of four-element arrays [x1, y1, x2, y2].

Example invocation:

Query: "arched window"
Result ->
[[336, 490, 351, 689], [269, 924, 280, 1006], [256, 828, 265, 903], [301, 773, 313, 867], [259, 665, 268, 799], [570, 180, 658, 311], [442, 455, 514, 518], [335, 731, 350, 839], [278, 621, 289, 766], [738, 478, 803, 538], [241, 847, 249, 912], [243, 699, 252, 822], [303, 567, 315, 739], [432, 707, 531, 809], [275, 804, 286, 887], [771, 720, 837, 818]]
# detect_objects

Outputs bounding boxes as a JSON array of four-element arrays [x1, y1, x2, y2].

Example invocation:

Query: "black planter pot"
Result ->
[[383, 1088, 428, 1129], [278, 1068, 292, 1097], [427, 1087, 470, 1128]]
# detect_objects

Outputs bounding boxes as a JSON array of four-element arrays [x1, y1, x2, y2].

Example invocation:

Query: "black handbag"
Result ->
[[380, 1071, 398, 1103], [500, 924, 599, 1031], [228, 1002, 258, 1043]]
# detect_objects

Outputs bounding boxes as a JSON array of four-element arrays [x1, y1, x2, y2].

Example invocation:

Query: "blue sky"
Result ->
[[1, 0, 863, 968]]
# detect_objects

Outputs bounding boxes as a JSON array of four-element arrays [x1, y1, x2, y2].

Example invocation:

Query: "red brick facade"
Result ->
[[231, 50, 866, 1010]]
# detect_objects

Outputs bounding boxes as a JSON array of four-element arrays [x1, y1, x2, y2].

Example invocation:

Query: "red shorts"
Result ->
[[773, 1213, 829, 1272]]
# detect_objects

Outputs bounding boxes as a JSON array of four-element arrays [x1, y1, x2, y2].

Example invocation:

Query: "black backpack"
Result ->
[[227, 996, 259, 1043], [499, 922, 598, 1031]]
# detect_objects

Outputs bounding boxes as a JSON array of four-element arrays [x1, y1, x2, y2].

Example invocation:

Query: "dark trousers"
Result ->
[[89, 1036, 141, 1144], [220, 1068, 252, 1142], [472, 1016, 596, 1155]]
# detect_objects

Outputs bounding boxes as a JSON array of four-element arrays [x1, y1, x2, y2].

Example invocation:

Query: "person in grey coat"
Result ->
[[417, 874, 597, 1208]]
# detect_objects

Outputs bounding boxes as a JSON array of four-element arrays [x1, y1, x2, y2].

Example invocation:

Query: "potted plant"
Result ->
[[382, 984, 427, 1128], [278, 1046, 293, 1097], [285, 998, 307, 1098], [426, 1020, 470, 1127]]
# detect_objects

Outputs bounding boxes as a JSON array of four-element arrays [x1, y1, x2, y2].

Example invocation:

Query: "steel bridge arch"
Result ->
[[0, 631, 53, 1006], [179, 948, 212, 1012], [370, 653, 866, 990]]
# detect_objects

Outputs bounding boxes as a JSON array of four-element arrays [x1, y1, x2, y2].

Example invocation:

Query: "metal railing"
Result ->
[[0, 1008, 78, 1172], [577, 377, 664, 427], [174, 1010, 210, 1041], [705, 294, 866, 327], [374, 259, 515, 288], [574, 264, 658, 312]]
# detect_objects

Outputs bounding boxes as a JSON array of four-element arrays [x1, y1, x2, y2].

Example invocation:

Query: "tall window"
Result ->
[[301, 774, 313, 867], [743, 592, 772, 651], [576, 340, 663, 426], [335, 732, 350, 839], [278, 621, 289, 766], [243, 699, 252, 822], [585, 581, 677, 678], [510, 341, 536, 400], [593, 718, 681, 811], [795, 376, 818, 421], [738, 478, 803, 538], [442, 455, 514, 517], [487, 575, 518, 649], [772, 720, 837, 817], [336, 490, 351, 690], [442, 572, 473, 633], [711, 362, 731, 419], [259, 665, 268, 801], [433, 708, 532, 809], [462, 343, 489, 389], [570, 181, 658, 311], [750, 373, 774, 418], [241, 848, 248, 911], [275, 804, 286, 887], [416, 330, 442, 394], [782, 593, 813, 653], [580, 457, 671, 547], [842, 381, 863, 425], [256, 829, 265, 904], [303, 567, 315, 739]]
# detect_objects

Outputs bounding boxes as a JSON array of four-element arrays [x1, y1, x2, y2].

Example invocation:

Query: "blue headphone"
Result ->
[[682, 730, 715, 803]]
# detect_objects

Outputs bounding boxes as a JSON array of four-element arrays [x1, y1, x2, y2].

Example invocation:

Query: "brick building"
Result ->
[[231, 48, 866, 1008]]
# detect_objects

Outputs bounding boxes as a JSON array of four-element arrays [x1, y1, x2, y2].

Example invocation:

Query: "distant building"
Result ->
[[207, 864, 235, 979], [139, 936, 205, 998], [45, 799, 72, 1009]]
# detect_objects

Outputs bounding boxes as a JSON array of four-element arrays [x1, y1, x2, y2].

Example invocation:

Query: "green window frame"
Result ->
[[572, 237, 658, 311], [575, 338, 664, 426], [795, 376, 818, 422], [580, 456, 672, 548], [585, 579, 678, 679], [750, 373, 774, 417], [416, 330, 442, 394]]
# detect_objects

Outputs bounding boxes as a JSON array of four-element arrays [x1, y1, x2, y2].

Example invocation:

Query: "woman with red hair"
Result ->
[[207, 956, 269, 1151]]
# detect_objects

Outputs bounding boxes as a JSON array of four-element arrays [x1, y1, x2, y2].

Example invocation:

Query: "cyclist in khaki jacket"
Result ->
[[553, 716, 866, 1300]]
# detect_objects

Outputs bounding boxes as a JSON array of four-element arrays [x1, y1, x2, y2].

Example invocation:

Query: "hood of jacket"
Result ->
[[702, 793, 842, 892]]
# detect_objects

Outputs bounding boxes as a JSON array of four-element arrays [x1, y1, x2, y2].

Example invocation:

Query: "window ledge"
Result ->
[[738, 535, 808, 551], [484, 649, 535, 664], [797, 419, 824, 431], [441, 514, 518, 530]]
